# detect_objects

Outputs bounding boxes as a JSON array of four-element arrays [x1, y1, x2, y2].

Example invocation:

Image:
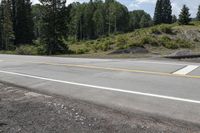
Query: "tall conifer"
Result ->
[[154, 0, 162, 24], [162, 0, 172, 23], [178, 5, 191, 25], [196, 5, 200, 21]]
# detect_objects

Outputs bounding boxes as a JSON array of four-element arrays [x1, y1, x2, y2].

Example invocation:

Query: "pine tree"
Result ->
[[172, 15, 177, 23], [0, 0, 15, 50], [13, 0, 34, 45], [178, 5, 191, 25], [0, 2, 2, 49], [154, 0, 172, 24], [197, 5, 200, 21], [40, 0, 68, 55], [162, 0, 172, 23], [83, 0, 95, 39], [154, 0, 162, 25]]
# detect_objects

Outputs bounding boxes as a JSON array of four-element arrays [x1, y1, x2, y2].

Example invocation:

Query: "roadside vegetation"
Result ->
[[0, 0, 200, 57], [69, 21, 200, 56]]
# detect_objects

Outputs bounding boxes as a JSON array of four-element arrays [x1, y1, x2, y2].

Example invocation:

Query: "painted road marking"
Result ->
[[0, 70, 200, 104], [173, 65, 199, 75], [2, 60, 200, 79]]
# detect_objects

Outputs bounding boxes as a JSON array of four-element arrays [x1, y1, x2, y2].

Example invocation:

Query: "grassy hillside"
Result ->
[[69, 21, 200, 57]]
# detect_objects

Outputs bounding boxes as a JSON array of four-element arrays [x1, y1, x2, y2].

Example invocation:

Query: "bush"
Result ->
[[163, 41, 179, 49], [76, 47, 90, 54], [128, 41, 143, 47], [150, 25, 173, 34], [160, 36, 171, 41], [140, 36, 151, 44], [140, 36, 159, 46], [176, 39, 192, 48], [100, 41, 112, 51], [150, 27, 161, 34], [16, 45, 39, 55], [116, 36, 127, 47], [158, 36, 191, 49], [160, 25, 173, 34]]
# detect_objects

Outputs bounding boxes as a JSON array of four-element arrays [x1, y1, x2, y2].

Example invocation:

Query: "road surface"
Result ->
[[0, 54, 200, 124]]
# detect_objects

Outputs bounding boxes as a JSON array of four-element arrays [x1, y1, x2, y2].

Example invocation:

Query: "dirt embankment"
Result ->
[[0, 83, 200, 133]]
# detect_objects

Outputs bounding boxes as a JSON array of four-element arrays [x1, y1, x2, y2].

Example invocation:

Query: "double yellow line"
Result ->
[[2, 59, 200, 79]]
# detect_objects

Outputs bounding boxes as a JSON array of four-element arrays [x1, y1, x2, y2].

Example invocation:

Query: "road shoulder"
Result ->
[[0, 83, 200, 133]]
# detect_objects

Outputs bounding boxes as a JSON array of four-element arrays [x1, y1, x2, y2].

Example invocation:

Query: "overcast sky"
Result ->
[[32, 0, 200, 17]]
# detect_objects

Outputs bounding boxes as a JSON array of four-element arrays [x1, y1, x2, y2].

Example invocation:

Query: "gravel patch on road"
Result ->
[[0, 83, 200, 133]]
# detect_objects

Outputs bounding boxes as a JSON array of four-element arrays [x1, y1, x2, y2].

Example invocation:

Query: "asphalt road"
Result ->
[[0, 54, 200, 124]]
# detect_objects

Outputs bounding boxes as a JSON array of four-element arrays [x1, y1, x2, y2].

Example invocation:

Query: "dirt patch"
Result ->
[[0, 83, 200, 133]]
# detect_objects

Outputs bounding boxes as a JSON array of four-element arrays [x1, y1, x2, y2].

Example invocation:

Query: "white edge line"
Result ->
[[0, 70, 200, 104]]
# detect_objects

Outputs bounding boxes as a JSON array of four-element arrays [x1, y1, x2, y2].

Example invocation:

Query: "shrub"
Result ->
[[150, 27, 161, 34], [100, 41, 112, 51], [16, 45, 38, 55], [116, 36, 127, 47], [128, 41, 143, 47], [160, 36, 171, 41], [76, 48, 90, 54], [150, 25, 173, 34], [140, 36, 159, 46], [140, 36, 152, 44], [163, 41, 179, 49], [160, 25, 173, 34], [175, 39, 192, 48]]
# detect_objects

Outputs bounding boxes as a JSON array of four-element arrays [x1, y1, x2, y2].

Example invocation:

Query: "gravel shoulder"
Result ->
[[0, 83, 200, 133]]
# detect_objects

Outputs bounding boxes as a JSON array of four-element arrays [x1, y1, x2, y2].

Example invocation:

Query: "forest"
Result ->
[[0, 0, 200, 55]]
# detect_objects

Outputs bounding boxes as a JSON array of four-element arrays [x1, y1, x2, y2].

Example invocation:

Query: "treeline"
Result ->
[[153, 0, 200, 25], [33, 0, 152, 40], [0, 0, 152, 54], [0, 0, 200, 55], [0, 0, 33, 50]]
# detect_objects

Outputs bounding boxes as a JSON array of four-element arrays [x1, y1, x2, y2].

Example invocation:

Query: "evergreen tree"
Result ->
[[14, 0, 34, 45], [0, 2, 2, 49], [172, 15, 177, 23], [83, 0, 95, 39], [0, 0, 14, 50], [154, 0, 172, 24], [196, 5, 200, 21], [154, 0, 162, 25], [178, 5, 191, 25], [162, 0, 172, 23], [40, 0, 68, 55]]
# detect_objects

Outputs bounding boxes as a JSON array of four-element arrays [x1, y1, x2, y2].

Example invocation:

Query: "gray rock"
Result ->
[[170, 50, 192, 57]]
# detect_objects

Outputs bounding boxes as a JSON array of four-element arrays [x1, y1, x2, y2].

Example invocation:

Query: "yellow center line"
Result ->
[[2, 59, 200, 79]]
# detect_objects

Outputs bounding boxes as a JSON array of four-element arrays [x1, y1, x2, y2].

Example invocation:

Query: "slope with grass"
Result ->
[[69, 21, 200, 58]]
